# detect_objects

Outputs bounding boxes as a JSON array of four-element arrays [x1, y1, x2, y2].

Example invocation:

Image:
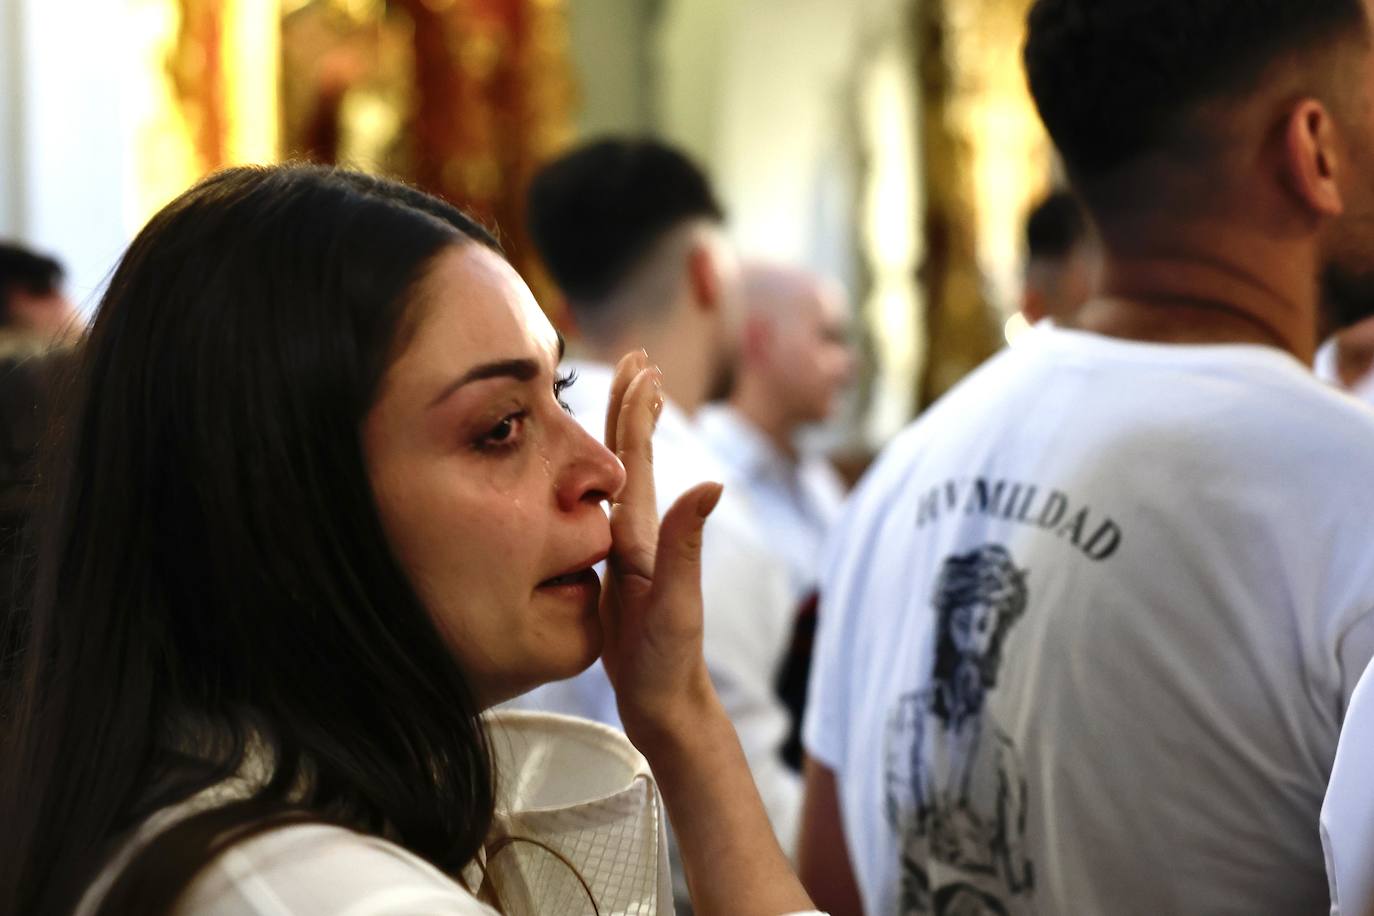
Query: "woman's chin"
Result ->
[[552, 616, 605, 680], [469, 610, 606, 710], [519, 620, 606, 698]]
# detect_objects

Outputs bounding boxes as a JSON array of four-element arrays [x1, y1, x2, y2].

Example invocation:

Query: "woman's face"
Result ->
[[363, 243, 626, 707]]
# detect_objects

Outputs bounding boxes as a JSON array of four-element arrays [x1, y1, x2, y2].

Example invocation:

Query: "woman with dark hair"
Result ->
[[0, 165, 818, 916]]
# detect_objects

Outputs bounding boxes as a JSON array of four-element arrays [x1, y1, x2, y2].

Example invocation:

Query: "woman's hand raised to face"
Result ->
[[596, 352, 819, 916], [598, 350, 724, 749]]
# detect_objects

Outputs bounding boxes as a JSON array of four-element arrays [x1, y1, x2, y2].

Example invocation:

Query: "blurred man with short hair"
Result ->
[[517, 138, 802, 856], [0, 242, 79, 355], [698, 261, 855, 771], [699, 261, 854, 603]]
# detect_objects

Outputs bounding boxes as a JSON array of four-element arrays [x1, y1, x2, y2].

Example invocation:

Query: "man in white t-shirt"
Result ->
[[798, 2, 1374, 914], [512, 138, 801, 856]]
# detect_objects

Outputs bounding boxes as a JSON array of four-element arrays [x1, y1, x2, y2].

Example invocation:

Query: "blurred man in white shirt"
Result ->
[[513, 138, 802, 858], [698, 262, 854, 604], [698, 263, 855, 771]]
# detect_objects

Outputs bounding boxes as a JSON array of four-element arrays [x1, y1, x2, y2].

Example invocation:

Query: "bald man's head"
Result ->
[[737, 262, 854, 425]]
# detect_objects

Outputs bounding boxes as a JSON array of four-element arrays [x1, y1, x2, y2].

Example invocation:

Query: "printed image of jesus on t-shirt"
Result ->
[[884, 545, 1034, 915]]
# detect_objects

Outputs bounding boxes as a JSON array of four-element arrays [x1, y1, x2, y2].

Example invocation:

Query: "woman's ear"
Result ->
[[1283, 99, 1345, 218]]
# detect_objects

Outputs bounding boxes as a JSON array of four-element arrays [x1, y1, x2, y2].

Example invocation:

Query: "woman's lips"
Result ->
[[537, 546, 610, 591], [536, 567, 601, 591]]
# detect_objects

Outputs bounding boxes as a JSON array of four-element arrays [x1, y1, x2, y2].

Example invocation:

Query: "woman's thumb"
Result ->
[[653, 481, 723, 590]]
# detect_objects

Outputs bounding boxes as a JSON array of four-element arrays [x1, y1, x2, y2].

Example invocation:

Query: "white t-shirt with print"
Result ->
[[804, 324, 1374, 916]]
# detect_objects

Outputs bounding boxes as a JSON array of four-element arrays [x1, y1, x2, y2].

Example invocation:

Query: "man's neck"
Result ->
[[585, 326, 710, 416], [1066, 226, 1321, 362], [730, 377, 799, 463]]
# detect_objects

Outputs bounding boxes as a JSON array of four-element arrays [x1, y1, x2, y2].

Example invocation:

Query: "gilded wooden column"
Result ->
[[279, 0, 577, 320], [127, 0, 280, 226], [911, 0, 1047, 408], [395, 0, 576, 319], [171, 0, 230, 171]]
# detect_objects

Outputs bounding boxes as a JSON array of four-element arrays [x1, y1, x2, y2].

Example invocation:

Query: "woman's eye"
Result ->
[[475, 412, 526, 452]]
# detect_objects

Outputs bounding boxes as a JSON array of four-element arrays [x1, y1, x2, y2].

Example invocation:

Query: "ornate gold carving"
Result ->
[[912, 0, 1051, 407]]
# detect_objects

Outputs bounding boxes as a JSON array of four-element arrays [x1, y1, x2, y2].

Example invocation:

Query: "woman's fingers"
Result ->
[[609, 364, 662, 580], [604, 349, 648, 451], [651, 482, 723, 610], [609, 481, 722, 744]]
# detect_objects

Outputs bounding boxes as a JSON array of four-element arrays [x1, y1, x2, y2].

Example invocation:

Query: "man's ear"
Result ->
[[686, 242, 721, 315], [1283, 99, 1345, 218]]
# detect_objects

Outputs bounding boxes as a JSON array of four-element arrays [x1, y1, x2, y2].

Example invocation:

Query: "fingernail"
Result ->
[[651, 393, 664, 419], [697, 482, 724, 518]]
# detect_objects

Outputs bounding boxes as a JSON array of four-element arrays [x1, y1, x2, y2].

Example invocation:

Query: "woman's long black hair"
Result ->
[[0, 165, 503, 915]]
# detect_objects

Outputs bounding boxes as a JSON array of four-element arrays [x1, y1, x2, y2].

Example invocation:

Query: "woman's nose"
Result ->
[[555, 412, 627, 512]]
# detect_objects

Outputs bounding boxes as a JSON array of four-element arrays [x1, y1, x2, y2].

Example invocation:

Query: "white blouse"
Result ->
[[80, 712, 672, 916]]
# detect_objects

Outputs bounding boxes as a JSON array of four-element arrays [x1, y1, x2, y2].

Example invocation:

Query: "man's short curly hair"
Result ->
[[1024, 0, 1368, 182]]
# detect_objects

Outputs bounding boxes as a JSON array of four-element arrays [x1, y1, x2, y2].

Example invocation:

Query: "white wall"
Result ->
[[651, 0, 915, 447], [1, 0, 134, 313], [0, 0, 21, 236], [653, 0, 907, 292], [653, 0, 732, 170], [567, 0, 657, 138], [710, 0, 865, 284]]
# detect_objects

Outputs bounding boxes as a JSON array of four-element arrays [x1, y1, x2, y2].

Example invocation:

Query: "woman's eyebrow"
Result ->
[[430, 334, 566, 408], [429, 358, 541, 407]]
